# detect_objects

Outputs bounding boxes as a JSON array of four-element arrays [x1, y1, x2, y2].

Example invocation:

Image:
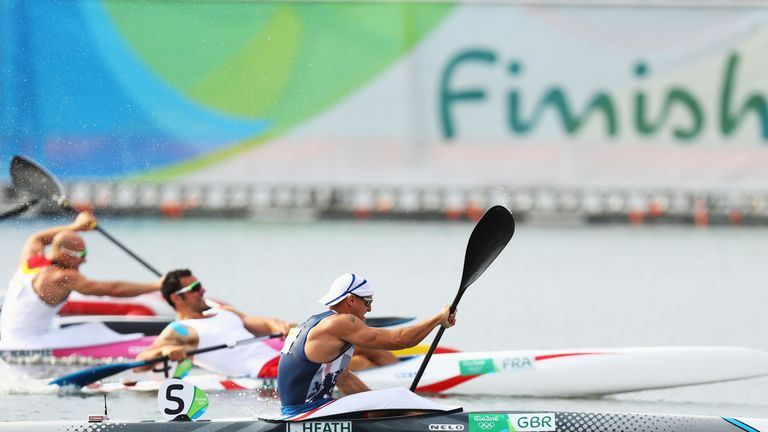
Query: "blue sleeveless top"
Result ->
[[277, 311, 354, 415]]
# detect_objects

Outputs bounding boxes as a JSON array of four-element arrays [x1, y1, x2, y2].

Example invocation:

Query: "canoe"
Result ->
[[81, 346, 768, 397], [1, 410, 766, 432]]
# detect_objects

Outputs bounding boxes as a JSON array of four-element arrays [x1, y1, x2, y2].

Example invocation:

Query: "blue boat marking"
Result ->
[[724, 417, 761, 432]]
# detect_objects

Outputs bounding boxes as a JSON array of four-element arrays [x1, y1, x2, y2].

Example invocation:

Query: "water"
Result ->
[[1, 218, 768, 421]]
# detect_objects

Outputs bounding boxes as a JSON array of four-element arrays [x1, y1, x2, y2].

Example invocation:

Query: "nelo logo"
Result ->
[[429, 424, 465, 431]]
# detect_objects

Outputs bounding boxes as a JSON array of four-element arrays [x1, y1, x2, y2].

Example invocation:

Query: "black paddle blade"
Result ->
[[454, 205, 515, 308], [10, 155, 64, 202]]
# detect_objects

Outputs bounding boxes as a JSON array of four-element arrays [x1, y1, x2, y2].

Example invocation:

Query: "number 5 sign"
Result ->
[[158, 378, 209, 421]]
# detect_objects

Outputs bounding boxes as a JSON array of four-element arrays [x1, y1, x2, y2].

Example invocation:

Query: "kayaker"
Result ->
[[0, 211, 164, 349], [133, 269, 294, 378], [277, 272, 456, 417]]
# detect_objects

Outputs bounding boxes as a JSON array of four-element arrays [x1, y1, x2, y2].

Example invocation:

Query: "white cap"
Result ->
[[318, 273, 374, 306]]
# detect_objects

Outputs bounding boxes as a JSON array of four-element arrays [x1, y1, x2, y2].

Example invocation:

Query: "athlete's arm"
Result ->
[[330, 306, 456, 351], [335, 369, 371, 395], [18, 212, 96, 266], [349, 347, 398, 370], [68, 272, 162, 297], [220, 306, 293, 337]]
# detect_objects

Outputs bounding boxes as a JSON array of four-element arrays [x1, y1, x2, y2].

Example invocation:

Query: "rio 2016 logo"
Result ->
[[469, 413, 556, 432]]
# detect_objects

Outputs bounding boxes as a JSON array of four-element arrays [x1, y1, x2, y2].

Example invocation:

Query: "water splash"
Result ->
[[0, 358, 58, 395]]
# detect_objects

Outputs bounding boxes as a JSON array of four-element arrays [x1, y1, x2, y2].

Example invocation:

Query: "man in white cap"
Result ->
[[276, 272, 456, 417]]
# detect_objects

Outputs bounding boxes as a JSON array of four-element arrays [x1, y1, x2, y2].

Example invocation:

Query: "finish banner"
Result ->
[[1, 2, 767, 188]]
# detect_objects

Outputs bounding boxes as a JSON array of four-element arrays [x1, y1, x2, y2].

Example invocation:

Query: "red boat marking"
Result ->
[[60, 301, 155, 316], [534, 352, 614, 361], [219, 380, 247, 390], [416, 375, 479, 393], [416, 352, 617, 393], [258, 356, 281, 378]]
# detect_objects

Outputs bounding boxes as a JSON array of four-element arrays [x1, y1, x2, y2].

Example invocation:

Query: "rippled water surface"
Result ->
[[1, 218, 767, 421]]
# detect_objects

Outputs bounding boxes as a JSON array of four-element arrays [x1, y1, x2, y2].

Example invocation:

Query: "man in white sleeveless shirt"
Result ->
[[134, 269, 294, 378], [0, 211, 164, 349]]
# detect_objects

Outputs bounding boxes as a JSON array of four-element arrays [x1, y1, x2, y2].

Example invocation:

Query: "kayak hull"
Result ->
[[1, 410, 766, 432], [1, 336, 156, 364], [378, 346, 768, 396], [83, 346, 768, 397], [2, 317, 418, 365]]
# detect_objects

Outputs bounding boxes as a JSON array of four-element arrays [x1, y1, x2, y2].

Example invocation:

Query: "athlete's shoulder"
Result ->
[[37, 266, 78, 285], [322, 312, 365, 331], [159, 321, 197, 343]]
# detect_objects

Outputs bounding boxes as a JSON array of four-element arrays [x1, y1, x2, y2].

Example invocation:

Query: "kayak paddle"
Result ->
[[9, 155, 162, 276], [409, 205, 515, 391], [49, 333, 283, 388], [0, 198, 40, 220]]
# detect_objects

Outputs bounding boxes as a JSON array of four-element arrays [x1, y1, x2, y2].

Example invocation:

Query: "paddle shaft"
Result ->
[[142, 332, 283, 365], [50, 333, 283, 387], [59, 201, 162, 276], [94, 225, 161, 276], [0, 198, 39, 220], [409, 298, 460, 392]]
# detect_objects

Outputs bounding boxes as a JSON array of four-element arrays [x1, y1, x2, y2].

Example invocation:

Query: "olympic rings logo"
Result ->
[[478, 423, 496, 430]]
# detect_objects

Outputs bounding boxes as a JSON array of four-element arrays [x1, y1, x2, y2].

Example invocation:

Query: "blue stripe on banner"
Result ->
[[724, 417, 761, 432]]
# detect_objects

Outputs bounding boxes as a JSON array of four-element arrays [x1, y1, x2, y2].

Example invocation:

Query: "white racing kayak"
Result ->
[[22, 378, 768, 432], [82, 345, 768, 396], [2, 409, 767, 432]]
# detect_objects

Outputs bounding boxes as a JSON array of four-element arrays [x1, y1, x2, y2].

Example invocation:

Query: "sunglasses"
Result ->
[[61, 247, 87, 259], [353, 293, 373, 307], [175, 280, 203, 295]]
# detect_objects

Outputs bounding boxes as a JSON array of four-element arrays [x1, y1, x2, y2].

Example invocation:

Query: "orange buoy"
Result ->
[[694, 208, 708, 226], [160, 201, 183, 218], [729, 209, 744, 225], [466, 204, 483, 221], [628, 209, 645, 224], [353, 207, 371, 219], [445, 207, 464, 220]]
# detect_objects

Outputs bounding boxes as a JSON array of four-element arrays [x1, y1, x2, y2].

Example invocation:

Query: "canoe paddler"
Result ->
[[0, 211, 164, 349], [133, 269, 294, 378], [277, 272, 456, 417]]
